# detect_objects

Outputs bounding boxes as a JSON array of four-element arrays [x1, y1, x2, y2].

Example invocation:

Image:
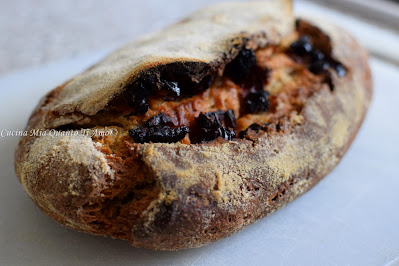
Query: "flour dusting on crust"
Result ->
[[14, 0, 372, 250]]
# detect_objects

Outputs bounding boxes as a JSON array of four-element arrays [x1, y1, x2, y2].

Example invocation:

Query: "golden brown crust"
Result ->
[[15, 1, 372, 251]]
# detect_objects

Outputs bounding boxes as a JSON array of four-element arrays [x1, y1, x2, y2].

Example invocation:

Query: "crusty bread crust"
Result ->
[[26, 0, 293, 130], [15, 0, 372, 250]]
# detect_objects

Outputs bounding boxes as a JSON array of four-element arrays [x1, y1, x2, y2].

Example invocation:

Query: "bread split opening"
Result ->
[[62, 20, 345, 147]]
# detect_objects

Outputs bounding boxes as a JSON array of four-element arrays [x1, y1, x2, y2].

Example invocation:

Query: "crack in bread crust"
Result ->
[[14, 0, 372, 251]]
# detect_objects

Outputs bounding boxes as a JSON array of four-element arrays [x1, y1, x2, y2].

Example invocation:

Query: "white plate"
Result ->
[[1, 4, 399, 266]]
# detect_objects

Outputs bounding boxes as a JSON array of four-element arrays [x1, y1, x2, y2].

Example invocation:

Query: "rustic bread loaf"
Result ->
[[15, 0, 372, 250]]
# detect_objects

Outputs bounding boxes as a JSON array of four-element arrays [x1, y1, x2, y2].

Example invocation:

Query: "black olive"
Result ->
[[195, 110, 237, 143], [192, 75, 213, 95], [289, 35, 313, 55], [238, 66, 269, 92], [134, 97, 149, 114], [129, 113, 188, 143], [310, 49, 325, 61], [144, 113, 172, 127], [334, 63, 347, 77], [199, 127, 235, 142], [198, 128, 219, 142], [308, 60, 330, 74], [197, 113, 214, 129], [129, 125, 189, 143], [217, 127, 236, 141], [225, 48, 257, 83], [244, 91, 270, 114], [224, 109, 237, 129], [130, 74, 158, 114], [287, 34, 347, 92], [161, 80, 180, 97], [288, 35, 347, 79], [198, 110, 236, 129]]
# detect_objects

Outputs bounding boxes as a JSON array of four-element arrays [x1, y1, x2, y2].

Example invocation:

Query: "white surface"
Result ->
[[2, 0, 399, 75], [1, 0, 249, 74], [1, 4, 399, 266], [296, 1, 399, 65]]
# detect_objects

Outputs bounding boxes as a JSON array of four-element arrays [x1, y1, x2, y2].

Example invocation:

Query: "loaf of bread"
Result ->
[[15, 0, 372, 250]]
